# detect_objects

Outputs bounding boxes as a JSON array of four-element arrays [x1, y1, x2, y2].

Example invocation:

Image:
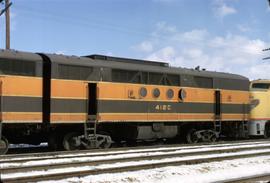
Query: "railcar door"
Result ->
[[88, 83, 97, 119], [0, 80, 2, 138], [214, 90, 222, 132]]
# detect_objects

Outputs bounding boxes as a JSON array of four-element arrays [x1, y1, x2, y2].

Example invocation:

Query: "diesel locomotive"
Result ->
[[249, 80, 270, 137], [0, 49, 265, 154]]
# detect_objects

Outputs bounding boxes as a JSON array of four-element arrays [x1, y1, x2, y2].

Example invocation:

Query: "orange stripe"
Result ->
[[51, 113, 87, 123], [51, 79, 87, 99], [1, 112, 248, 123], [1, 112, 42, 123], [0, 75, 42, 97], [97, 82, 249, 104], [221, 90, 249, 104], [250, 118, 270, 121], [222, 114, 249, 120], [98, 113, 248, 122]]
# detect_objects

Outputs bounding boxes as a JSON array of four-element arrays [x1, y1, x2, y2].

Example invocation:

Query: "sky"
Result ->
[[0, 0, 270, 79]]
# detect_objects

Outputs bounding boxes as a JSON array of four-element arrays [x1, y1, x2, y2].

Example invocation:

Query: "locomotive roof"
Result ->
[[85, 54, 169, 67], [0, 49, 248, 81], [0, 49, 43, 62], [45, 53, 248, 81], [251, 79, 270, 84]]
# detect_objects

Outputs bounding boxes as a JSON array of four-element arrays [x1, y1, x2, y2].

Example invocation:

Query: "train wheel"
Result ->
[[96, 131, 112, 149], [264, 123, 270, 138], [48, 133, 64, 151], [186, 129, 199, 144], [63, 132, 81, 151], [209, 133, 217, 142], [0, 136, 9, 155]]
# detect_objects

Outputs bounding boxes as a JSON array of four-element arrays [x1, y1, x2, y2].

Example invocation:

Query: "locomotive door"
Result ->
[[88, 83, 97, 119], [215, 90, 221, 118], [0, 80, 2, 138], [214, 90, 222, 132]]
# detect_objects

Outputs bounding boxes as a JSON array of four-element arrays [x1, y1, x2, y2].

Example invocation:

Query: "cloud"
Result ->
[[172, 29, 208, 43], [237, 24, 251, 33], [133, 22, 269, 80], [147, 46, 176, 61], [213, 0, 237, 18], [134, 41, 154, 53], [155, 22, 177, 34]]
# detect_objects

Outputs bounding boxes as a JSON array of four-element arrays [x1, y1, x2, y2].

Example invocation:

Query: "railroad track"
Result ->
[[0, 140, 270, 182], [1, 139, 269, 163], [223, 173, 270, 183]]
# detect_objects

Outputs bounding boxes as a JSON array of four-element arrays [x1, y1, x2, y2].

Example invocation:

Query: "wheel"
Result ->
[[264, 123, 270, 138], [0, 136, 9, 155], [186, 129, 199, 144], [209, 133, 217, 142], [97, 131, 112, 149], [63, 132, 81, 151], [48, 133, 64, 151], [205, 130, 218, 143]]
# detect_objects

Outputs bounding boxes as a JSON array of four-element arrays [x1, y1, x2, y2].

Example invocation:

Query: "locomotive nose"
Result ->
[[250, 99, 260, 111]]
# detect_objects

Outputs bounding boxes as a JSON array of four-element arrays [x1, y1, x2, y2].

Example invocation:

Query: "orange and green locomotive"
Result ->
[[0, 50, 253, 154]]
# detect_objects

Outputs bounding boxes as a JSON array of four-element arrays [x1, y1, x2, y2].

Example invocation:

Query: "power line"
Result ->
[[0, 0, 11, 16]]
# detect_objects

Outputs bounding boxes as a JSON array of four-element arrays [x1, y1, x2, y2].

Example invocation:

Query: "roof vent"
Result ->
[[85, 54, 169, 67]]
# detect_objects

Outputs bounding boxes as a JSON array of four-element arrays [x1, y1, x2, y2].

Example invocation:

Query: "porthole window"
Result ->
[[178, 88, 186, 101], [167, 89, 174, 99], [152, 88, 160, 98], [139, 87, 147, 98]]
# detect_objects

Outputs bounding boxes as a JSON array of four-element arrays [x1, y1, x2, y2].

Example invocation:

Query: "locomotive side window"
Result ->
[[194, 76, 213, 88], [152, 88, 160, 98], [112, 69, 180, 86], [139, 87, 147, 97], [58, 64, 93, 80], [167, 89, 174, 99], [167, 74, 180, 86], [141, 72, 148, 84], [252, 83, 270, 89], [0, 59, 36, 76], [214, 78, 249, 91], [112, 69, 140, 83], [149, 72, 162, 85], [112, 69, 128, 82]]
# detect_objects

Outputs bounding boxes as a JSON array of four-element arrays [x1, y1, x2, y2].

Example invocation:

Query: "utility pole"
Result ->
[[0, 0, 12, 49], [5, 0, 10, 49]]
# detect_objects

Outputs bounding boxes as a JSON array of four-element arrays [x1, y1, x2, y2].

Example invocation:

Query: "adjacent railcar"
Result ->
[[0, 50, 44, 153], [0, 50, 250, 153], [249, 80, 270, 137]]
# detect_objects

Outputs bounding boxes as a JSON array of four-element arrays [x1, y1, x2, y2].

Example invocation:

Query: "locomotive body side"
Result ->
[[96, 82, 249, 122], [44, 54, 250, 145], [0, 51, 44, 153]]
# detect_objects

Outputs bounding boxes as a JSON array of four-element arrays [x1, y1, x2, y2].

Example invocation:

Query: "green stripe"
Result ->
[[98, 100, 249, 114], [2, 96, 42, 112], [1, 96, 249, 114]]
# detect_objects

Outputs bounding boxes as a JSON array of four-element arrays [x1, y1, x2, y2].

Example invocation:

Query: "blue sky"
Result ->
[[0, 0, 270, 79]]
